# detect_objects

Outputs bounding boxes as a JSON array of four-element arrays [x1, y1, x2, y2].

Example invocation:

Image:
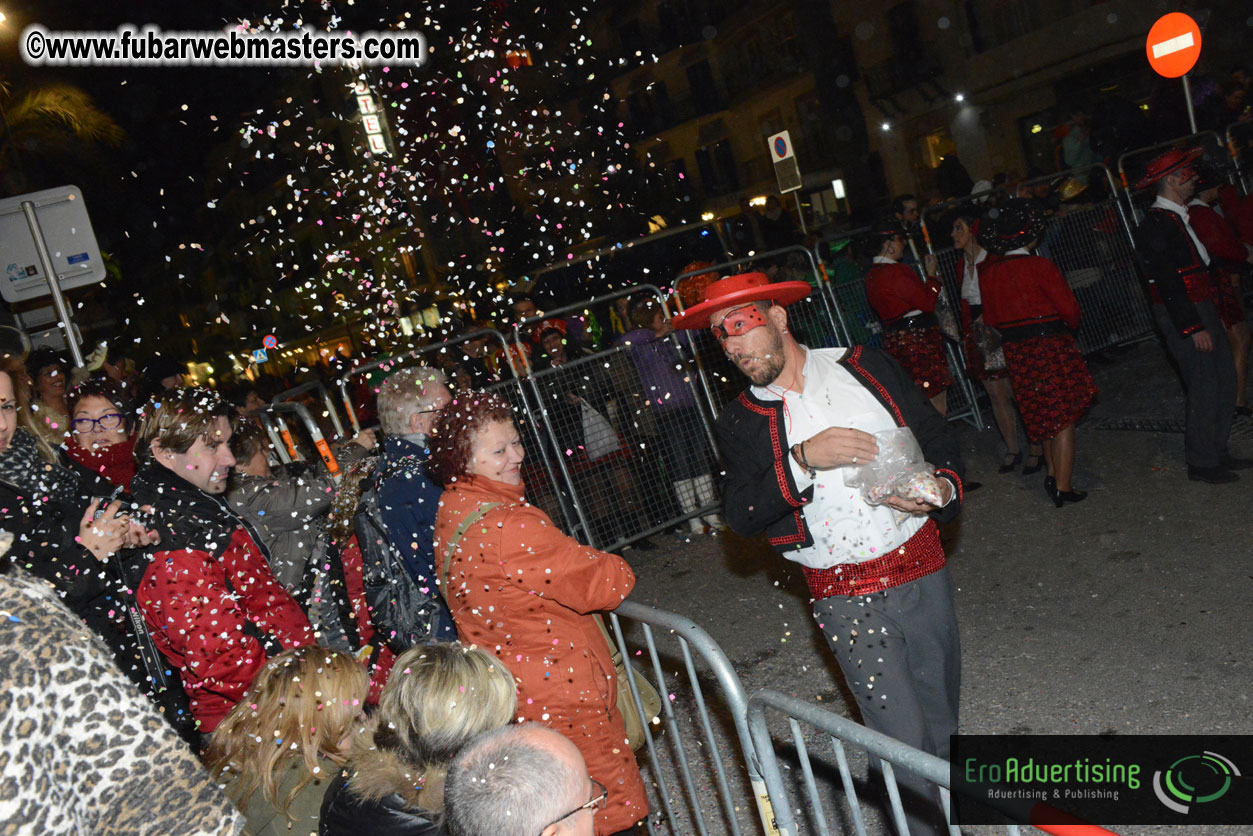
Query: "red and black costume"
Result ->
[[716, 345, 963, 836], [1188, 200, 1247, 328], [865, 260, 953, 397], [978, 253, 1097, 442], [1133, 200, 1237, 470]]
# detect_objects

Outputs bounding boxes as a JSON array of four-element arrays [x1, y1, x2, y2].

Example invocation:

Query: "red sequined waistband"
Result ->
[[801, 520, 946, 600]]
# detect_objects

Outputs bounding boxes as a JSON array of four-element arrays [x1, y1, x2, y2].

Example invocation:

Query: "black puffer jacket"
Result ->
[[319, 743, 440, 836]]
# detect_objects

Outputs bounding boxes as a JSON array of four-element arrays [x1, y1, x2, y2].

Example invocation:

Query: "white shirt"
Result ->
[[1153, 196, 1210, 265], [751, 347, 927, 570], [959, 248, 987, 305]]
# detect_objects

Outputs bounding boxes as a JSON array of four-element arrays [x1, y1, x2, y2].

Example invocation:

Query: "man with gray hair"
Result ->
[[444, 724, 606, 836], [372, 365, 456, 640]]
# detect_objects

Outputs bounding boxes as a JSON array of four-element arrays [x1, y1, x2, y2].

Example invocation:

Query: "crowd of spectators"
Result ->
[[4, 63, 1253, 835]]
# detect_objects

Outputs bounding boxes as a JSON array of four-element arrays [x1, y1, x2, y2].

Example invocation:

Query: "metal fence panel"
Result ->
[[608, 599, 775, 836], [747, 688, 1123, 836], [514, 285, 726, 550], [525, 343, 721, 551]]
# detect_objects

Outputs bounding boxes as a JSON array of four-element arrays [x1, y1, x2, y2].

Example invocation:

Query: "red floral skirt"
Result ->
[[1002, 333, 1097, 442], [882, 325, 953, 396], [1214, 270, 1245, 329]]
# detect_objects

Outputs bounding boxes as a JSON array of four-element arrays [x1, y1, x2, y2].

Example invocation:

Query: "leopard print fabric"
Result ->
[[0, 568, 245, 836]]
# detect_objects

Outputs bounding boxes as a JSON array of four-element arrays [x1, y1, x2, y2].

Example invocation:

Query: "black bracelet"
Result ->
[[792, 442, 817, 479]]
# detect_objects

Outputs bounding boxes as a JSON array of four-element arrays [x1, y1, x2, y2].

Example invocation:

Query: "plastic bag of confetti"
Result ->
[[844, 427, 943, 506]]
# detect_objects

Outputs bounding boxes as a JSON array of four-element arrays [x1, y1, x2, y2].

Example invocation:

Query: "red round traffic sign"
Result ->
[[1145, 12, 1201, 79]]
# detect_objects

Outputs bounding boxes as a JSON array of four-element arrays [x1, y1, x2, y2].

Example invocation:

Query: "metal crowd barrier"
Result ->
[[273, 380, 348, 440], [256, 401, 342, 481], [747, 689, 1123, 836], [514, 285, 723, 552], [609, 599, 777, 836]]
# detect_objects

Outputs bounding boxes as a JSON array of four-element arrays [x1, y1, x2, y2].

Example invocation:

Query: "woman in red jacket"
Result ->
[[977, 199, 1097, 506], [949, 208, 1044, 474], [865, 218, 953, 414], [430, 392, 645, 836]]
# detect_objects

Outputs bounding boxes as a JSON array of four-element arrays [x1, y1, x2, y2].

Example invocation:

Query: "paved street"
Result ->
[[620, 340, 1252, 836]]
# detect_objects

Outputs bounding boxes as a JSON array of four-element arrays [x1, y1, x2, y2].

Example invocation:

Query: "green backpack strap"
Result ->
[[440, 503, 502, 592]]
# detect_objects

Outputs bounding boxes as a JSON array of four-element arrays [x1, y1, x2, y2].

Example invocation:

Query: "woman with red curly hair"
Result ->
[[429, 392, 645, 836]]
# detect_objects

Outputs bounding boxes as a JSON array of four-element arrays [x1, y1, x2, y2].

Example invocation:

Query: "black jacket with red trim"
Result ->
[[714, 346, 964, 554], [1133, 207, 1216, 338]]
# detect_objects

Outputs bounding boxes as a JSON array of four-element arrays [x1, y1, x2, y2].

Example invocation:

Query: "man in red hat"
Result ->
[[673, 272, 965, 836], [1133, 149, 1247, 483]]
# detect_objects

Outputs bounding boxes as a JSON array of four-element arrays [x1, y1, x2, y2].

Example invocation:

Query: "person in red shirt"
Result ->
[[130, 389, 315, 736], [1189, 168, 1252, 416], [977, 199, 1097, 506], [865, 218, 953, 414]]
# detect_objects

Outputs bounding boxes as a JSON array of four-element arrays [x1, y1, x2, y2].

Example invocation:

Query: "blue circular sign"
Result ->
[[774, 137, 787, 157], [262, 334, 278, 349]]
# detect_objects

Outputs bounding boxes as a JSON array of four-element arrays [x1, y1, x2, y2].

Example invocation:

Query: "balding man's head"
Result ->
[[444, 724, 600, 836]]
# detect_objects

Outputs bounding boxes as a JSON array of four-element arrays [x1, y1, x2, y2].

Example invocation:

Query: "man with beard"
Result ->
[[673, 272, 965, 836]]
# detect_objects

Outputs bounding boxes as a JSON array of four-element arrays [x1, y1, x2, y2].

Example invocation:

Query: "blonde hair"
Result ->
[[366, 643, 517, 808], [0, 354, 57, 463], [205, 647, 370, 818]]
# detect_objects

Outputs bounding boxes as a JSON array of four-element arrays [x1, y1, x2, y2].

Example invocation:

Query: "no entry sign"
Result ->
[[1146, 12, 1201, 78]]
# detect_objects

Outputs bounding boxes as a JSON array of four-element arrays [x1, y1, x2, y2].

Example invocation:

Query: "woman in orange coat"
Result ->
[[430, 392, 645, 836]]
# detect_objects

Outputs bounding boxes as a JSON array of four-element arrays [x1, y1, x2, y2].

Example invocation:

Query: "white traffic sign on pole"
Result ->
[[0, 186, 106, 303], [767, 130, 803, 194]]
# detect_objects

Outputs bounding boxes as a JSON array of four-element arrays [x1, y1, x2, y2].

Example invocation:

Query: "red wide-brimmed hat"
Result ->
[[1134, 147, 1202, 191], [671, 271, 810, 329]]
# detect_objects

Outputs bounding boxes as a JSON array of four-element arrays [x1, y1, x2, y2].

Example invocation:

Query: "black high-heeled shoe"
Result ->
[[997, 451, 1023, 474], [1023, 453, 1045, 475], [1045, 476, 1057, 505], [1056, 488, 1088, 506]]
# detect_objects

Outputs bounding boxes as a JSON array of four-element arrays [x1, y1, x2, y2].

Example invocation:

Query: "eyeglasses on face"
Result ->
[[72, 413, 125, 434], [538, 779, 607, 835], [710, 304, 769, 345]]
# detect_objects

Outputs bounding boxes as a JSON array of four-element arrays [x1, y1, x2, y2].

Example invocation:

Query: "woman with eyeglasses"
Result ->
[[864, 218, 954, 415], [66, 377, 137, 490], [0, 355, 159, 694]]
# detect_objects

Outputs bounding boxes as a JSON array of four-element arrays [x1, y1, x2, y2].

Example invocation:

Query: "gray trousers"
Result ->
[[1154, 301, 1236, 469], [813, 567, 961, 836]]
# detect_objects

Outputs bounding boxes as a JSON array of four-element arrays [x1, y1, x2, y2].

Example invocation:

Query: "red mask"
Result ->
[[711, 305, 768, 345]]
